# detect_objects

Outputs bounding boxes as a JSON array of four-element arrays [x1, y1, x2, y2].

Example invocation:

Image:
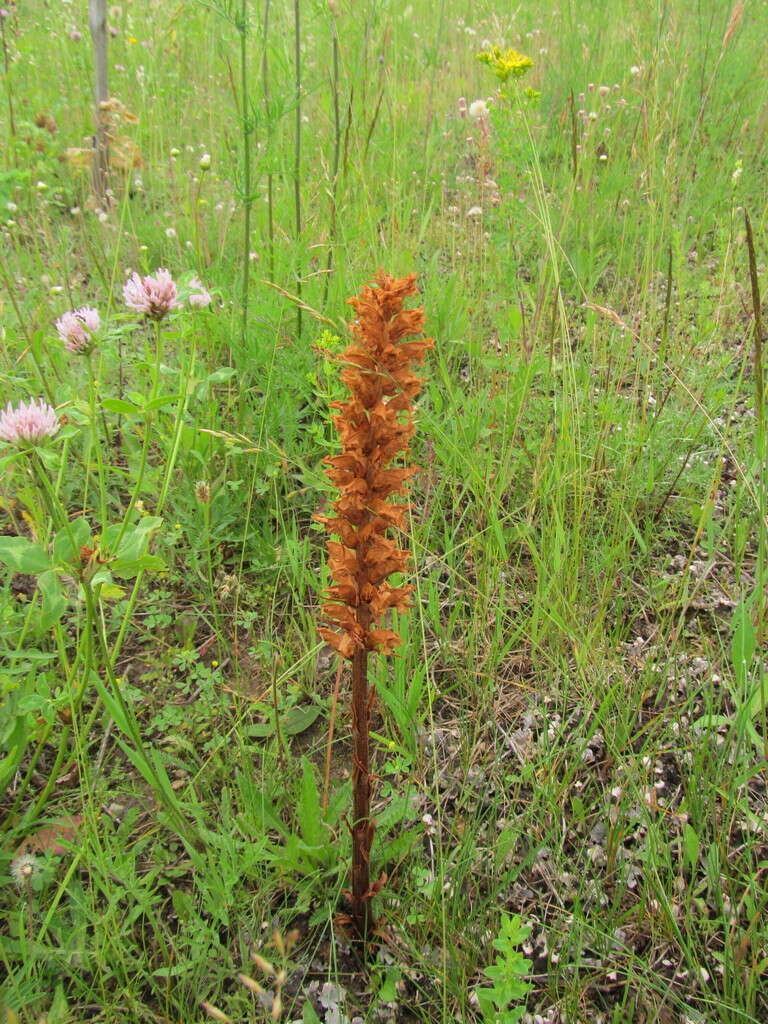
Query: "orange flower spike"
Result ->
[[318, 271, 433, 660]]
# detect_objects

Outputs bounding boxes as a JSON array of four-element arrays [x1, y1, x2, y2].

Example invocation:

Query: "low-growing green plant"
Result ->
[[476, 914, 533, 1024]]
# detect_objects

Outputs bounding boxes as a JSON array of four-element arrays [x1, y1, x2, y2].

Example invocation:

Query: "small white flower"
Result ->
[[468, 99, 488, 120], [199, 153, 211, 171], [466, 205, 483, 217]]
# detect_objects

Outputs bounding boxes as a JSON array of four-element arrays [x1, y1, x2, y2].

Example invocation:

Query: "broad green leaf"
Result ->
[[38, 570, 67, 630], [302, 1001, 322, 1024], [114, 516, 163, 561], [144, 393, 182, 412], [52, 518, 92, 567], [102, 397, 142, 416], [298, 758, 324, 849], [0, 536, 50, 573], [111, 553, 166, 578], [207, 367, 238, 384], [282, 704, 321, 736], [245, 721, 276, 738]]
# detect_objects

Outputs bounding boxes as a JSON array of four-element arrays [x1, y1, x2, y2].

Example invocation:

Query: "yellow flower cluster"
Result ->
[[477, 46, 533, 83]]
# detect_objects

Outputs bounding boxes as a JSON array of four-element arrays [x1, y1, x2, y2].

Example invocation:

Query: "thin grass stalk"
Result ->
[[0, 8, 16, 153], [322, 2, 341, 307], [261, 0, 274, 282], [239, 0, 253, 349], [568, 89, 578, 178], [293, 0, 303, 336], [321, 660, 344, 811]]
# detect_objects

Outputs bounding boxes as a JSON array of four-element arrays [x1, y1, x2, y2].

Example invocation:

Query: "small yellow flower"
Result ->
[[477, 46, 533, 83], [211, 660, 219, 668]]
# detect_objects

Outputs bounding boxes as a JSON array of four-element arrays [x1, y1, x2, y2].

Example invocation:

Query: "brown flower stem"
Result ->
[[350, 637, 372, 941]]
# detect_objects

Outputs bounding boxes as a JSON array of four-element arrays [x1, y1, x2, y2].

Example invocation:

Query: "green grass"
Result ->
[[2, 0, 768, 1021]]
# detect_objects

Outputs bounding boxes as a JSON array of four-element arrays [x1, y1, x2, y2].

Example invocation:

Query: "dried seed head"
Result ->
[[237, 973, 264, 995], [201, 1002, 232, 1022], [10, 853, 39, 888], [251, 951, 275, 977]]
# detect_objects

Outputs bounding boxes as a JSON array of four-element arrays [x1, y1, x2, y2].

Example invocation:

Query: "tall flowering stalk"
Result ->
[[317, 272, 433, 941]]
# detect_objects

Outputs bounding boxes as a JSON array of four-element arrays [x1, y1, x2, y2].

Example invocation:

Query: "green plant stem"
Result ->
[[157, 342, 196, 513], [202, 493, 223, 660], [0, 11, 16, 152], [293, 0, 302, 336], [239, 0, 252, 350], [322, 9, 341, 308], [262, 0, 274, 282], [86, 353, 108, 530], [23, 726, 72, 825], [115, 321, 162, 550]]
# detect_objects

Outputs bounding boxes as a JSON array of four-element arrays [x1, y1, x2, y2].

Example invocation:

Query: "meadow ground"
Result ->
[[1, 0, 768, 1021]]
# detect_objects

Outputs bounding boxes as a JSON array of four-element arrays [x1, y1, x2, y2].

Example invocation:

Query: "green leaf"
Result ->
[[282, 704, 321, 736], [682, 823, 700, 871], [0, 536, 51, 573], [245, 721, 276, 738], [52, 518, 92, 567], [115, 516, 164, 561], [747, 674, 768, 720], [731, 603, 756, 688], [0, 716, 29, 792], [111, 553, 166, 578], [298, 758, 324, 849], [102, 397, 142, 416], [144, 393, 182, 412], [207, 367, 238, 384], [38, 570, 67, 629], [302, 1001, 322, 1024]]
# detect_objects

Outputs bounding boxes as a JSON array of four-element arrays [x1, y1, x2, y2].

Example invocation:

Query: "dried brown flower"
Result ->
[[317, 271, 434, 660]]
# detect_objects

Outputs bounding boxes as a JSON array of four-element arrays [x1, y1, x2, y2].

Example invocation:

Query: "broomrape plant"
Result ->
[[316, 271, 433, 942]]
